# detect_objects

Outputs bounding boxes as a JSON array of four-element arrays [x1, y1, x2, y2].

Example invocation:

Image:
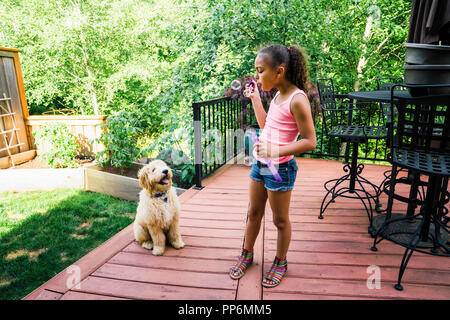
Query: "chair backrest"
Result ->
[[390, 84, 450, 155], [316, 78, 339, 133], [316, 78, 337, 107], [377, 77, 404, 124], [377, 77, 403, 91]]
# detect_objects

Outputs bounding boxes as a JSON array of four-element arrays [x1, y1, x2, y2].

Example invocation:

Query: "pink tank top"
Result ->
[[253, 89, 307, 165]]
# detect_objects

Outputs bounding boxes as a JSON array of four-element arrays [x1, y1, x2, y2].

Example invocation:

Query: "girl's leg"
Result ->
[[263, 189, 292, 286], [268, 189, 292, 258], [230, 178, 268, 279], [243, 178, 268, 250]]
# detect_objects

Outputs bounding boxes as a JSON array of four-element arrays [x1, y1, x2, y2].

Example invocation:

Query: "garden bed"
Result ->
[[1, 157, 188, 199], [84, 162, 186, 202]]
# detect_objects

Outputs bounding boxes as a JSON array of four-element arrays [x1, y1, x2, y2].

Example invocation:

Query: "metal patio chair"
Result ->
[[317, 78, 387, 234], [371, 84, 450, 291]]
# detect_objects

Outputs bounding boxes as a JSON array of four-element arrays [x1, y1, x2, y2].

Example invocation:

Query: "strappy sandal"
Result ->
[[229, 248, 254, 280], [262, 256, 287, 288]]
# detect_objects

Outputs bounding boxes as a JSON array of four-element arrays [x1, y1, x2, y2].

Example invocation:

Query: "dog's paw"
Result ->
[[152, 246, 164, 256], [141, 241, 153, 250], [171, 239, 185, 249]]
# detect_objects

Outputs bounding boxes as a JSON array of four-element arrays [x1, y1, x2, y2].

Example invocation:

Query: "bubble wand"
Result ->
[[251, 132, 282, 183], [243, 80, 256, 98]]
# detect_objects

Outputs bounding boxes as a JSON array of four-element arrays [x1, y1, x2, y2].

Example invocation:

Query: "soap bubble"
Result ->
[[231, 80, 241, 91]]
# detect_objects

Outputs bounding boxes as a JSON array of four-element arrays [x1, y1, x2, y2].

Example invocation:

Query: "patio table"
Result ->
[[347, 90, 412, 103]]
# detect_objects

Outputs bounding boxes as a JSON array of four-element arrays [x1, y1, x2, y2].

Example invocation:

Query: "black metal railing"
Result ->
[[193, 96, 389, 189], [193, 96, 257, 189]]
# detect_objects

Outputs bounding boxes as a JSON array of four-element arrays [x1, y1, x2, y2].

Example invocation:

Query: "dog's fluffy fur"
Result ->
[[133, 159, 184, 255]]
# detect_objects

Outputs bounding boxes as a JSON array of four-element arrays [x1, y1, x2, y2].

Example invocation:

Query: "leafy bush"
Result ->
[[95, 112, 144, 170], [33, 122, 79, 168]]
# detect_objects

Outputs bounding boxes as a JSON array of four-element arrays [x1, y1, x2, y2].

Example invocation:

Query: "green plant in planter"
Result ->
[[176, 163, 196, 188], [33, 122, 79, 168], [159, 147, 195, 189], [95, 112, 144, 171], [148, 127, 195, 189]]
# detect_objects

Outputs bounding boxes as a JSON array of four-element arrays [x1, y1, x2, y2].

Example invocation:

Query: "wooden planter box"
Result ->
[[1, 162, 186, 201], [0, 167, 84, 192], [84, 162, 186, 202]]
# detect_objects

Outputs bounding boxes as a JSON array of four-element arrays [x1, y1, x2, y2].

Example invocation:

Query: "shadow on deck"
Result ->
[[24, 158, 450, 300]]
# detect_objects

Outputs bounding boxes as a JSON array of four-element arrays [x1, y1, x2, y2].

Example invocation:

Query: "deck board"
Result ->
[[74, 276, 235, 300], [93, 263, 237, 290], [23, 158, 450, 300], [109, 252, 234, 273]]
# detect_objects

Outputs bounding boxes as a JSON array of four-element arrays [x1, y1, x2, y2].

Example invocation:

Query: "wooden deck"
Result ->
[[24, 158, 450, 300]]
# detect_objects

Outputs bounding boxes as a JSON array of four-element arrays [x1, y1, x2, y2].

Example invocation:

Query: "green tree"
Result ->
[[0, 0, 411, 161]]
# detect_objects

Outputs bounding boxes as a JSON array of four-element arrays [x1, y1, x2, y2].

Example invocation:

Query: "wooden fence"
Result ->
[[26, 115, 107, 157]]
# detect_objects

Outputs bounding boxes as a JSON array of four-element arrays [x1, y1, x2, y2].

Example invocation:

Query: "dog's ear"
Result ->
[[138, 167, 152, 191]]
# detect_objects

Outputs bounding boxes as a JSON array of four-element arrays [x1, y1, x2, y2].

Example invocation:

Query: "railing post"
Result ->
[[344, 99, 354, 163], [193, 102, 204, 189]]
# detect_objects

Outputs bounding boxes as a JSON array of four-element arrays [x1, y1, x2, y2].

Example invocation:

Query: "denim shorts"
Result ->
[[249, 158, 298, 192]]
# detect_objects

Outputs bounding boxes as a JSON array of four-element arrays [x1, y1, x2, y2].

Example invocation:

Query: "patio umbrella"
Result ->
[[408, 0, 450, 44]]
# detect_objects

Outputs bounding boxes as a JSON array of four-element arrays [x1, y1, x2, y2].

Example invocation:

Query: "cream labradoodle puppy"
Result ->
[[133, 159, 185, 256]]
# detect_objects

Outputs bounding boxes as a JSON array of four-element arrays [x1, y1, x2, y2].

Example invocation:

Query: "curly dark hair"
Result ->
[[259, 44, 310, 97]]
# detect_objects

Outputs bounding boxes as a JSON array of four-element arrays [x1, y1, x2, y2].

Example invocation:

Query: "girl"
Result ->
[[229, 44, 317, 288]]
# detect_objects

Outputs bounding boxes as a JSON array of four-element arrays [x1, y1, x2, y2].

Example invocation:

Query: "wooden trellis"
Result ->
[[0, 94, 25, 166]]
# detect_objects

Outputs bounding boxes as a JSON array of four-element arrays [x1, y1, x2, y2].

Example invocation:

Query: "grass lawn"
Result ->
[[0, 188, 137, 300]]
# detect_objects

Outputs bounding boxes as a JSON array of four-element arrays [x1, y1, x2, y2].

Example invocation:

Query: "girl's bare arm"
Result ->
[[249, 85, 267, 129], [278, 94, 316, 157]]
